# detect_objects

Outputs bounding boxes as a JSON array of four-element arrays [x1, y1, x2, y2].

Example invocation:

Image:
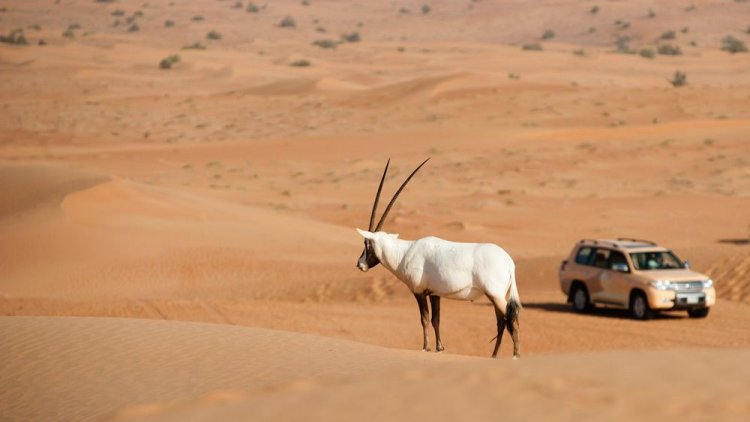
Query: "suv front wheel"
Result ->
[[630, 292, 652, 320], [570, 284, 591, 313]]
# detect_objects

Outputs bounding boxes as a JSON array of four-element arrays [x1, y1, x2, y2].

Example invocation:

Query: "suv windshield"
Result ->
[[630, 251, 684, 270]]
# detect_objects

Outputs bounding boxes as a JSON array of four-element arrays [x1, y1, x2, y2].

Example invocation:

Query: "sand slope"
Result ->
[[1, 316, 749, 422]]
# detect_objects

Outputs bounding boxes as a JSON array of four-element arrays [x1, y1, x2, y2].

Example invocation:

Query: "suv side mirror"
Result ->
[[683, 260, 690, 269], [612, 263, 629, 272]]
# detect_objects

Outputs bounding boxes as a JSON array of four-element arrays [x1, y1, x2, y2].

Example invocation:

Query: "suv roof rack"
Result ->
[[616, 237, 656, 245]]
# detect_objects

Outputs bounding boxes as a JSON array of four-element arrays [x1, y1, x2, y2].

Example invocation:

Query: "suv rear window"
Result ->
[[575, 247, 593, 264]]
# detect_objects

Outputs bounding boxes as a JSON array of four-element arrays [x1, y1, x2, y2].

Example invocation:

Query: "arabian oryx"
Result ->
[[356, 159, 521, 359]]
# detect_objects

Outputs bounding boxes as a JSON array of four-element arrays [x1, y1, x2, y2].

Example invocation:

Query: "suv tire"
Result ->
[[629, 292, 652, 320], [571, 284, 591, 313], [687, 308, 710, 318]]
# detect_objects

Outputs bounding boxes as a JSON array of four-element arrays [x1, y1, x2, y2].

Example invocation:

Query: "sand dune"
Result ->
[[2, 316, 749, 422]]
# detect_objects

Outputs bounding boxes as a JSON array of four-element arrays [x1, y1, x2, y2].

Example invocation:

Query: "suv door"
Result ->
[[587, 248, 610, 303], [599, 250, 631, 306]]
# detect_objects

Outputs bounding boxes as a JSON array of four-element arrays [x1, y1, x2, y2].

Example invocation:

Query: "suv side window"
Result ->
[[610, 251, 628, 270], [592, 248, 611, 269], [575, 247, 594, 265]]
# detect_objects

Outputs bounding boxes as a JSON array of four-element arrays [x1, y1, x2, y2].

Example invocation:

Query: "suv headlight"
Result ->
[[650, 280, 672, 290], [703, 279, 713, 289]]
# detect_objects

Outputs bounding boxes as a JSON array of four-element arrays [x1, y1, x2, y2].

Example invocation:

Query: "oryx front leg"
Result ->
[[429, 295, 444, 352], [414, 293, 430, 351]]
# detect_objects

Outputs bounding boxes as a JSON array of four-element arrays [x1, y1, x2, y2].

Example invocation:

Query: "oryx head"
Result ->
[[356, 158, 429, 272]]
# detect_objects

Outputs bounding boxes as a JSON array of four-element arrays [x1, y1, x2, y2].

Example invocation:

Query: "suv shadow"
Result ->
[[523, 301, 684, 320]]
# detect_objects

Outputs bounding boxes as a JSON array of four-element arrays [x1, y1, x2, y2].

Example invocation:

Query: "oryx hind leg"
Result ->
[[488, 296, 507, 358]]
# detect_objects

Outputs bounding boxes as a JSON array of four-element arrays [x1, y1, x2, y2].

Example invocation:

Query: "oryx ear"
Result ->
[[389, 233, 399, 239], [356, 228, 375, 240]]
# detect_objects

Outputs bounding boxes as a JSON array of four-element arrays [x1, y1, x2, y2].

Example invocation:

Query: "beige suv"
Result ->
[[559, 238, 716, 319]]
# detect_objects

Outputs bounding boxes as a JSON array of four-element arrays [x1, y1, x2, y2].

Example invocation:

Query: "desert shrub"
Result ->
[[541, 29, 555, 40], [279, 16, 296, 28], [746, 26, 750, 35], [657, 44, 682, 55], [685, 4, 696, 12], [660, 30, 676, 40], [340, 31, 360, 42], [133, 10, 144, 18], [302, 0, 310, 5], [30, 24, 42, 31], [128, 23, 140, 32], [192, 15, 204, 22], [62, 24, 79, 38], [232, 1, 243, 8], [312, 39, 339, 49], [112, 9, 125, 16], [588, 27, 596, 33], [316, 26, 326, 33], [95, 0, 116, 3], [159, 54, 181, 69], [721, 35, 748, 53], [590, 5, 599, 14], [615, 35, 635, 54], [206, 30, 222, 40], [38, 39, 47, 46], [639, 48, 655, 59], [182, 42, 206, 50], [681, 27, 689, 34], [399, 7, 410, 14], [647, 9, 656, 18], [290, 59, 311, 67], [0, 28, 28, 45], [164, 20, 174, 27], [573, 49, 585, 56], [522, 43, 542, 51], [246, 2, 259, 13], [422, 4, 431, 14], [670, 71, 687, 87]]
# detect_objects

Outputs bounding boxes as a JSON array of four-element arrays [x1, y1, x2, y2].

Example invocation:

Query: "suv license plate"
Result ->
[[687, 296, 699, 304]]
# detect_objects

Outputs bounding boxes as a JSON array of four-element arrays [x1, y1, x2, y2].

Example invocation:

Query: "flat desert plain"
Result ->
[[1, 0, 750, 420]]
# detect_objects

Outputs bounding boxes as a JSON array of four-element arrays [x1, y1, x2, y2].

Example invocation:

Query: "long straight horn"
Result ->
[[369, 158, 390, 231], [375, 158, 430, 232]]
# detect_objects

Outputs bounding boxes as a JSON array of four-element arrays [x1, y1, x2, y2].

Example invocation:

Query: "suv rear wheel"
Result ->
[[570, 284, 591, 313], [687, 308, 710, 318], [629, 292, 652, 320]]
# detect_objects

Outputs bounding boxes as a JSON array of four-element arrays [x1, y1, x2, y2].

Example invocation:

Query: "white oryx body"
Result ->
[[355, 158, 521, 358], [358, 230, 519, 305]]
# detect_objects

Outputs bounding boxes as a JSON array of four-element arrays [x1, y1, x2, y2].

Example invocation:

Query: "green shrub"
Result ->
[[290, 59, 311, 67], [279, 16, 296, 28], [422, 4, 431, 14], [128, 23, 140, 32], [159, 54, 181, 69], [660, 30, 676, 40], [340, 31, 360, 42], [206, 30, 222, 40], [670, 71, 687, 87], [657, 44, 682, 55], [192, 15, 204, 22], [312, 39, 339, 49], [590, 5, 599, 14], [232, 1, 243, 8], [0, 28, 28, 45], [541, 29, 555, 40], [522, 43, 542, 51], [112, 9, 125, 16], [164, 20, 174, 27], [639, 48, 655, 59], [246, 2, 259, 13], [182, 42, 206, 50], [721, 35, 748, 53]]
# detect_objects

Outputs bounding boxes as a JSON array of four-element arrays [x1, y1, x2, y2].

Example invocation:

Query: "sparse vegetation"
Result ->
[[721, 35, 748, 53], [670, 71, 687, 87], [647, 9, 656, 18], [182, 42, 206, 50], [159, 54, 181, 69], [422, 4, 431, 14], [192, 15, 204, 22], [660, 30, 676, 40], [340, 31, 360, 43], [508, 73, 520, 80], [657, 44, 682, 55], [541, 29, 555, 40], [399, 7, 410, 14], [639, 48, 655, 59], [112, 9, 125, 16], [615, 35, 635, 54], [573, 49, 585, 56], [522, 43, 542, 51], [279, 16, 296, 28], [128, 23, 140, 32], [246, 2, 259, 13], [164, 20, 174, 27], [0, 28, 28, 45], [312, 39, 339, 49], [206, 30, 222, 40], [590, 5, 599, 14], [290, 59, 311, 67], [232, 1, 243, 8]]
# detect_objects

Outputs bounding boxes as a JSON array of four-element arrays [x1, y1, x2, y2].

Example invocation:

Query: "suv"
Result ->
[[559, 238, 715, 319]]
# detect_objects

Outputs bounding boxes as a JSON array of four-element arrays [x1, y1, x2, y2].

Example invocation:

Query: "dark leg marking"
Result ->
[[429, 295, 444, 352], [488, 297, 506, 358], [506, 300, 521, 359], [414, 293, 430, 351]]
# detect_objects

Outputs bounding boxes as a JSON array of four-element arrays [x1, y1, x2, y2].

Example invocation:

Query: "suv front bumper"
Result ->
[[648, 287, 716, 310]]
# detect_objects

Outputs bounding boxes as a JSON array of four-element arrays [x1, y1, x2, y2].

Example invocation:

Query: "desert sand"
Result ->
[[1, 0, 750, 420]]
